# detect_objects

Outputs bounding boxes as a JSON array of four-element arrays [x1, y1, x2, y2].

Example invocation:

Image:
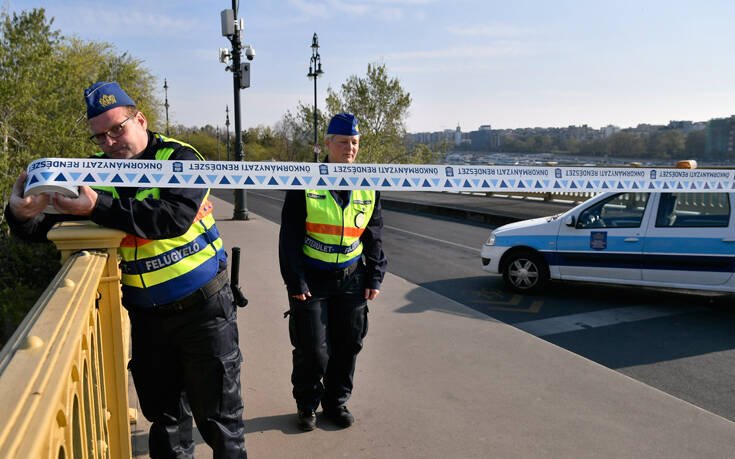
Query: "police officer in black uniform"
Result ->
[[279, 113, 387, 431], [6, 82, 246, 458]]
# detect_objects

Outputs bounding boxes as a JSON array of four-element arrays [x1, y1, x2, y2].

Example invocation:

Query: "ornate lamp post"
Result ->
[[225, 105, 231, 161], [163, 78, 170, 136], [307, 33, 324, 162]]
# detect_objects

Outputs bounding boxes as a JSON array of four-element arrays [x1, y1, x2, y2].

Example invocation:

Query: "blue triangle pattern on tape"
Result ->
[[292, 177, 302, 186], [244, 176, 255, 185], [338, 178, 349, 186], [280, 176, 290, 184], [431, 179, 441, 186], [219, 176, 230, 184], [255, 176, 266, 184], [500, 180, 508, 188], [126, 173, 137, 182], [268, 177, 278, 185], [317, 178, 327, 187], [181, 175, 192, 183], [391, 178, 401, 186], [569, 181, 577, 189], [55, 173, 68, 182], [194, 176, 206, 184], [517, 180, 525, 189], [632, 182, 639, 189], [111, 174, 123, 183], [452, 179, 462, 187], [83, 173, 96, 182], [350, 177, 359, 186], [704, 182, 710, 189], [152, 174, 163, 182], [412, 178, 422, 186], [602, 182, 609, 188], [482, 180, 490, 188], [328, 177, 338, 185], [690, 182, 697, 189], [535, 181, 543, 189], [648, 182, 656, 189], [168, 175, 180, 184], [617, 182, 625, 189], [717, 182, 724, 189], [207, 175, 218, 183], [41, 171, 53, 180], [444, 179, 452, 188], [371, 178, 381, 186], [361, 178, 371, 187], [230, 175, 242, 184], [98, 173, 109, 181], [423, 179, 432, 187], [29, 174, 39, 185], [553, 181, 561, 188], [382, 178, 391, 187], [472, 179, 481, 187], [70, 172, 81, 181], [586, 181, 594, 189], [403, 179, 412, 187], [302, 176, 313, 185], [662, 182, 669, 189], [464, 180, 472, 188], [676, 182, 684, 189], [139, 175, 150, 184]]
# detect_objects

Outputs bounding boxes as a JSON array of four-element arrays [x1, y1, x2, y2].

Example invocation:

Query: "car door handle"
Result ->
[[624, 238, 639, 242]]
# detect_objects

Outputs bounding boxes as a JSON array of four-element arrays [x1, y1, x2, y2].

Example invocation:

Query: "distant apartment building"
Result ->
[[705, 115, 735, 155], [600, 124, 620, 138]]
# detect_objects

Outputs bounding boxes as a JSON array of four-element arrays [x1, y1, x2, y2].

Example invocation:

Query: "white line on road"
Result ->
[[513, 305, 700, 337], [246, 191, 481, 253], [383, 224, 481, 252]]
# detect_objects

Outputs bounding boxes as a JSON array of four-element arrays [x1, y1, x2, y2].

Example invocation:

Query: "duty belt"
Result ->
[[155, 269, 229, 312], [306, 260, 360, 281]]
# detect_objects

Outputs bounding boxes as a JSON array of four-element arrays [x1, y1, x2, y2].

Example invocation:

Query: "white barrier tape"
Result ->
[[24, 158, 735, 195]]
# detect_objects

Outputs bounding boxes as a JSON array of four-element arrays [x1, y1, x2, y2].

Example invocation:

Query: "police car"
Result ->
[[481, 186, 735, 294]]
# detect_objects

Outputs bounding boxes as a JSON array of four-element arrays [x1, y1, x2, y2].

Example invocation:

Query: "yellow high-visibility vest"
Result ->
[[92, 135, 225, 307], [302, 189, 375, 270]]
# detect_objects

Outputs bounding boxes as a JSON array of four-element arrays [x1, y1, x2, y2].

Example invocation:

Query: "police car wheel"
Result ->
[[502, 250, 549, 294]]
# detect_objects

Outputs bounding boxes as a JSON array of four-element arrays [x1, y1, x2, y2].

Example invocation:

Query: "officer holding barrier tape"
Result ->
[[4, 82, 246, 458]]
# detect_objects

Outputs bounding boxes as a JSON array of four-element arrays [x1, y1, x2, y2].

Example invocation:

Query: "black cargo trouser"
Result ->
[[128, 284, 246, 459], [288, 261, 369, 412]]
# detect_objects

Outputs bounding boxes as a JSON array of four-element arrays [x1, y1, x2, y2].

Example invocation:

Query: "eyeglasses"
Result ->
[[88, 112, 137, 145]]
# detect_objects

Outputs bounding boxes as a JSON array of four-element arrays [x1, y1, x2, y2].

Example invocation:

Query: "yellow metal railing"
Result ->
[[0, 221, 130, 458]]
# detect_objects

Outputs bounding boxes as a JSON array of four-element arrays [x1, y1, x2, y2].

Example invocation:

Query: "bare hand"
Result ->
[[8, 171, 49, 221], [291, 291, 312, 301], [365, 288, 380, 300], [53, 186, 98, 216]]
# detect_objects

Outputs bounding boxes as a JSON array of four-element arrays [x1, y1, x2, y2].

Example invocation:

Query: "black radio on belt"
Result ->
[[230, 247, 248, 308]]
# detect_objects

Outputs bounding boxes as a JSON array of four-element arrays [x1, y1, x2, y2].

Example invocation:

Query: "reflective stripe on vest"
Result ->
[[302, 189, 375, 270], [92, 136, 225, 307]]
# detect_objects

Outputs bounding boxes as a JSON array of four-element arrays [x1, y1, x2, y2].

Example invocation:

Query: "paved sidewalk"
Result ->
[[132, 196, 735, 458]]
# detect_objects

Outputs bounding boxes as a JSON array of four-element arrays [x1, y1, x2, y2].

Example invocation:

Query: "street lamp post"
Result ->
[[163, 78, 170, 136], [225, 105, 231, 161], [307, 33, 324, 162], [217, 126, 220, 160], [220, 2, 255, 220]]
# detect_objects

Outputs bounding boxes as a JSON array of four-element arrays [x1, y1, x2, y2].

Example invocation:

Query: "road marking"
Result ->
[[245, 191, 481, 253], [384, 225, 481, 252], [474, 288, 543, 313], [512, 305, 699, 337]]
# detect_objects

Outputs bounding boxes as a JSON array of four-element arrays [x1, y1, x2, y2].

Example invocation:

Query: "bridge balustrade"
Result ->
[[0, 221, 131, 458]]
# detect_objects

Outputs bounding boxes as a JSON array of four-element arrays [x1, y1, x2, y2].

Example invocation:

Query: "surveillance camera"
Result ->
[[244, 46, 255, 61]]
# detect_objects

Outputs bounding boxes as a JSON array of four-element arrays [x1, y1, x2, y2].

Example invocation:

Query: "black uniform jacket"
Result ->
[[279, 189, 387, 297]]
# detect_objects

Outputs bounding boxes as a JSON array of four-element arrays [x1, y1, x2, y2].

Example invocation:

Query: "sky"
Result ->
[[5, 0, 735, 133]]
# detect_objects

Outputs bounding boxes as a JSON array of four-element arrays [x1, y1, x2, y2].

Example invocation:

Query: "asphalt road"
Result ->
[[213, 189, 735, 422]]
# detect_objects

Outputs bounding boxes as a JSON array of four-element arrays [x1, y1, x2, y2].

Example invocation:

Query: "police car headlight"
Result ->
[[485, 232, 496, 246]]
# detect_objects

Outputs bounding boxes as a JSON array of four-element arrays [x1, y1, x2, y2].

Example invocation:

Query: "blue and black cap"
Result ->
[[327, 113, 360, 135], [84, 81, 136, 119]]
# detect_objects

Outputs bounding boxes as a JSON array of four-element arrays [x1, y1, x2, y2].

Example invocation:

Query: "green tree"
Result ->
[[325, 63, 411, 163], [0, 8, 160, 215]]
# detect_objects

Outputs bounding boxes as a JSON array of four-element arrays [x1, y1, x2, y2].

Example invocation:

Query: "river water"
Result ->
[[445, 151, 730, 168]]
